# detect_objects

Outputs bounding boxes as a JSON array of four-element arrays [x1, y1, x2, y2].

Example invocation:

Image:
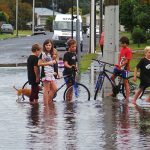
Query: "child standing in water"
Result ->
[[110, 36, 132, 101], [132, 46, 150, 104], [38, 39, 58, 104], [63, 39, 77, 101], [27, 43, 41, 104]]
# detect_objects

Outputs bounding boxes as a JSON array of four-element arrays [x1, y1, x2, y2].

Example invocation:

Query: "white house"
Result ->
[[83, 13, 104, 27], [35, 8, 62, 26]]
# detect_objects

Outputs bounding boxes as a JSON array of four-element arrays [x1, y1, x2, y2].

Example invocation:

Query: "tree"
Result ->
[[17, 3, 32, 29], [0, 11, 8, 23], [46, 16, 53, 31], [119, 0, 150, 32], [22, 0, 92, 15], [132, 25, 146, 46], [0, 1, 12, 23], [137, 12, 150, 31], [119, 0, 137, 32], [67, 6, 82, 15]]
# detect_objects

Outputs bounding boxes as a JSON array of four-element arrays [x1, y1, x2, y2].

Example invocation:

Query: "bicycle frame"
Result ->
[[93, 59, 126, 99], [52, 69, 79, 100], [95, 60, 115, 87]]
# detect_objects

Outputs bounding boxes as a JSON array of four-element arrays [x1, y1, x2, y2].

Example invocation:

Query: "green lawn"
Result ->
[[79, 51, 144, 73], [0, 30, 32, 39], [79, 53, 98, 72]]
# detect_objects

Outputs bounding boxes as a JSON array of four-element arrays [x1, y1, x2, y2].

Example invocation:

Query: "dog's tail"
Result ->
[[13, 86, 23, 96], [13, 86, 19, 91]]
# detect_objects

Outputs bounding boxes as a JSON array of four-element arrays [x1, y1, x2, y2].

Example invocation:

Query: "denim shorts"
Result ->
[[113, 67, 129, 78]]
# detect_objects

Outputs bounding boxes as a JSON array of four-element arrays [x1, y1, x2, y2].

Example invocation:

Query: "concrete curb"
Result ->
[[0, 63, 27, 67]]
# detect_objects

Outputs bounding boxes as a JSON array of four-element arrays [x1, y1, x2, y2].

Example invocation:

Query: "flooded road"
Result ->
[[0, 67, 150, 150]]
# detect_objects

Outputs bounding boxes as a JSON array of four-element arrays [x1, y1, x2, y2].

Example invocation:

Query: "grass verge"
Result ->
[[78, 51, 144, 73], [0, 30, 32, 39], [79, 53, 98, 72]]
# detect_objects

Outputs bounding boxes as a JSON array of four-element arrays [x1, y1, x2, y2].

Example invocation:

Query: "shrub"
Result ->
[[46, 16, 54, 31], [132, 26, 147, 44], [0, 11, 8, 23]]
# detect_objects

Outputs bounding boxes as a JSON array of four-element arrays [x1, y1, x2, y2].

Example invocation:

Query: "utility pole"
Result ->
[[52, 0, 55, 20], [99, 0, 103, 35], [76, 0, 81, 63], [71, 0, 74, 39], [94, 1, 96, 52], [103, 0, 119, 97], [90, 0, 95, 53], [103, 0, 119, 64], [32, 0, 35, 35], [16, 0, 18, 36]]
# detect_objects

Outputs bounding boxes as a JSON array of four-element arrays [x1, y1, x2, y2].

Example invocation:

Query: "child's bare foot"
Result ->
[[34, 99, 38, 104], [107, 93, 116, 97], [30, 101, 35, 104], [145, 96, 150, 102], [30, 99, 38, 104], [132, 100, 136, 105]]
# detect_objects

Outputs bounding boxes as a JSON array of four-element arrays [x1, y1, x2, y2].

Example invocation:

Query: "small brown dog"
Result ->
[[13, 86, 31, 98]]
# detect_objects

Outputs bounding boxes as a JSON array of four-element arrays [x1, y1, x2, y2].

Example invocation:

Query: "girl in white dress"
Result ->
[[38, 39, 58, 104]]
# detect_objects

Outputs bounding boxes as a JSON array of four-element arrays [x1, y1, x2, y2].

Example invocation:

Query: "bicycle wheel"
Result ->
[[94, 75, 105, 100], [22, 80, 43, 101], [63, 83, 90, 102], [122, 76, 140, 98]]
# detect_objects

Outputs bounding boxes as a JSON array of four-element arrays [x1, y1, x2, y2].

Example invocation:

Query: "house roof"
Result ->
[[35, 8, 62, 16]]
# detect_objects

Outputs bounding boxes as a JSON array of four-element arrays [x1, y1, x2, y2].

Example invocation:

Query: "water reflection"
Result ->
[[26, 102, 57, 149], [28, 104, 39, 126], [1, 67, 150, 149], [64, 102, 77, 150]]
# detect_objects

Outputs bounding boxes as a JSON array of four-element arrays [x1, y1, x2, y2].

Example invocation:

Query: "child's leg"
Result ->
[[29, 85, 34, 102], [49, 81, 58, 102], [33, 85, 39, 103], [109, 74, 116, 97], [124, 79, 130, 101], [111, 74, 116, 83], [29, 84, 39, 103], [43, 81, 51, 105], [132, 88, 143, 104]]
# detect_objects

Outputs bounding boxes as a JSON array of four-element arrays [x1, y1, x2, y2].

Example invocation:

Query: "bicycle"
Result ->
[[93, 59, 141, 100], [52, 67, 90, 102]]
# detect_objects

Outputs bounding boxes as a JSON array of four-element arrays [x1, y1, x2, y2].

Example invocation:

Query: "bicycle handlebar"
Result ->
[[92, 59, 114, 67], [56, 67, 77, 80]]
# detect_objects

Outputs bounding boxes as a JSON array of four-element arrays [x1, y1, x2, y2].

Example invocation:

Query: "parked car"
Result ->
[[86, 27, 90, 37], [34, 25, 46, 35], [86, 26, 100, 38], [96, 26, 100, 37], [0, 24, 14, 34]]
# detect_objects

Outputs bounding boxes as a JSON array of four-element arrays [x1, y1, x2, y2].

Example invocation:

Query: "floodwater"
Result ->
[[1, 67, 150, 150]]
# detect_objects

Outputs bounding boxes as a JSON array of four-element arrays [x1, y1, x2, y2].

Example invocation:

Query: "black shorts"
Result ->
[[139, 82, 150, 89]]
